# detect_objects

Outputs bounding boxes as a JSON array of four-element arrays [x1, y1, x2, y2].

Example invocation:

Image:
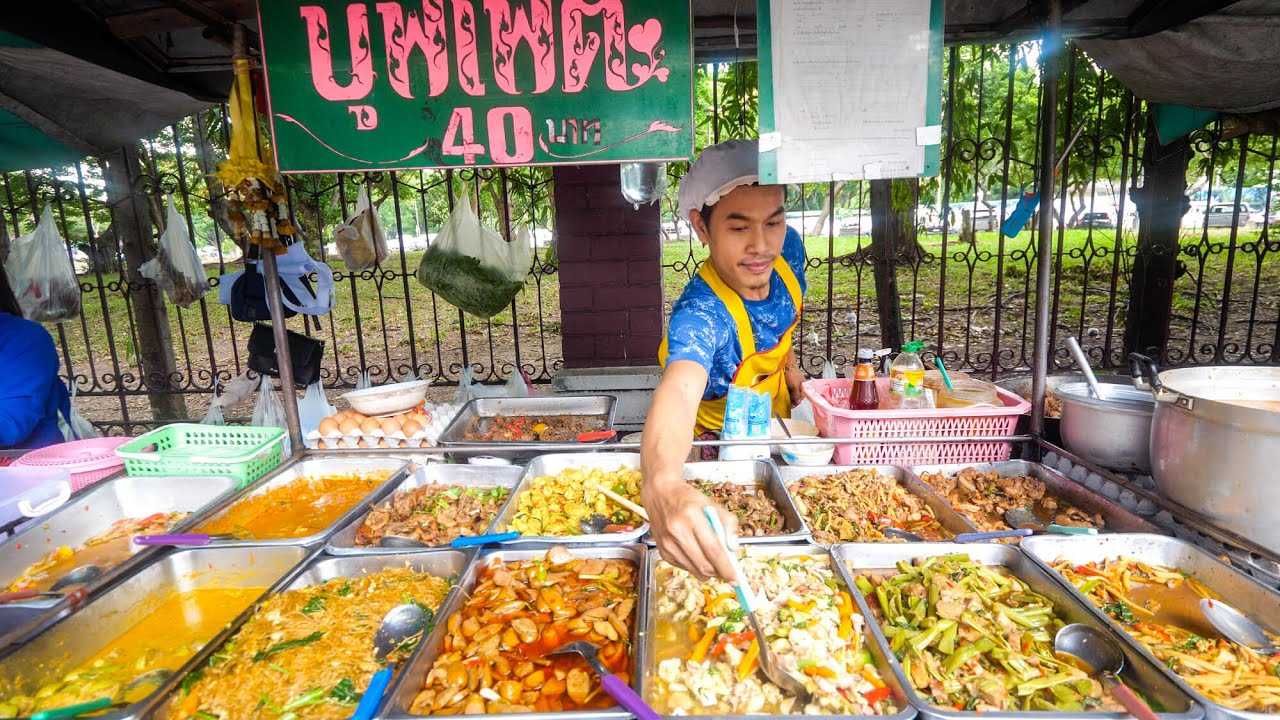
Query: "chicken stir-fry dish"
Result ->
[[7, 512, 186, 592], [508, 467, 643, 536], [855, 554, 1122, 712], [691, 482, 786, 537], [167, 567, 451, 720], [918, 468, 1102, 532], [411, 546, 636, 715], [788, 469, 953, 543], [650, 554, 893, 716], [1054, 558, 1280, 712], [354, 484, 510, 547], [463, 415, 606, 442]]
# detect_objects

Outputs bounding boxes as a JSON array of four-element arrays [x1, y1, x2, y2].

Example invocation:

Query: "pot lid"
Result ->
[[1056, 382, 1156, 412]]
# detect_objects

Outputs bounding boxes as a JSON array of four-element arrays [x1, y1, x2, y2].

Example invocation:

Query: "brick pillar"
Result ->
[[553, 164, 663, 368]]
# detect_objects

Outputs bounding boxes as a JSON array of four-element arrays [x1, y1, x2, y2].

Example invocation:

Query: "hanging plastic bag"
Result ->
[[251, 375, 286, 428], [218, 371, 258, 408], [414, 194, 531, 318], [4, 204, 80, 323], [200, 399, 226, 426], [454, 367, 476, 406], [333, 186, 388, 271], [821, 360, 837, 380], [502, 368, 532, 398], [355, 370, 372, 390], [58, 383, 101, 441], [298, 381, 335, 434], [139, 196, 209, 308]]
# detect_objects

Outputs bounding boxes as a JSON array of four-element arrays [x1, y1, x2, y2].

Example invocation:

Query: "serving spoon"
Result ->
[[350, 603, 431, 720], [379, 531, 520, 549], [30, 669, 173, 720], [49, 564, 103, 591], [1199, 599, 1280, 654], [1004, 508, 1097, 536], [1054, 624, 1159, 720], [549, 641, 658, 720]]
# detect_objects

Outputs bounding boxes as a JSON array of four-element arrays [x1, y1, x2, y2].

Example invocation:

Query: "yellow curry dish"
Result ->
[[196, 472, 390, 540], [168, 567, 451, 720], [507, 467, 643, 536], [649, 554, 893, 716], [1053, 558, 1280, 713], [0, 586, 265, 718], [6, 512, 186, 593]]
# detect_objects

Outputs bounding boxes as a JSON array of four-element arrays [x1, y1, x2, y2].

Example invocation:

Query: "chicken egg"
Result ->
[[379, 417, 402, 436], [360, 417, 382, 435], [401, 418, 424, 436], [318, 417, 340, 437], [338, 418, 360, 435]]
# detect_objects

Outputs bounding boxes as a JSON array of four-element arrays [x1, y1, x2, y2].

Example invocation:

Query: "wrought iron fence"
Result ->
[[1, 43, 1276, 433]]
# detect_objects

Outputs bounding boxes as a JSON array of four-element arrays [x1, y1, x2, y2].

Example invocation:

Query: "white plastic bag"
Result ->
[[139, 196, 209, 307], [4, 204, 80, 323], [217, 371, 258, 408], [415, 193, 532, 318], [333, 186, 388, 271], [454, 367, 476, 406], [251, 375, 286, 428], [822, 360, 838, 380], [298, 381, 335, 434], [502, 368, 532, 398], [58, 383, 101, 441], [200, 399, 225, 426], [355, 370, 372, 390]]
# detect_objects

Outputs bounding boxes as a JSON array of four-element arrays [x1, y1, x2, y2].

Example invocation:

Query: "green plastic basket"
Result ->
[[115, 424, 286, 488]]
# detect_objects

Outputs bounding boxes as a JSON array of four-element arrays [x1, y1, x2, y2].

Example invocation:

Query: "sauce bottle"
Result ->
[[889, 340, 928, 409], [850, 348, 881, 410]]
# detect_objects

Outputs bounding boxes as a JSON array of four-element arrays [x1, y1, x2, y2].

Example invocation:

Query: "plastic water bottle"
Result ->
[[888, 341, 927, 409]]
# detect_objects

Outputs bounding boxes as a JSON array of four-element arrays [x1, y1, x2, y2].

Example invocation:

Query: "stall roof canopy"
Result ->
[[0, 0, 1275, 170]]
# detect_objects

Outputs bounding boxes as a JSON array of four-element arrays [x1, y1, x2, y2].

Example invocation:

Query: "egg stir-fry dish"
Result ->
[[855, 554, 1121, 713], [650, 554, 893, 716], [507, 467, 643, 536], [355, 484, 510, 547], [7, 512, 186, 592], [1053, 558, 1280, 712], [0, 587, 264, 718], [788, 469, 952, 543], [196, 472, 389, 540], [411, 546, 637, 715], [168, 567, 451, 720]]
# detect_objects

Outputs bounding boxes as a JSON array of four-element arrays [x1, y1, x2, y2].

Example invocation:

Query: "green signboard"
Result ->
[[256, 0, 693, 173]]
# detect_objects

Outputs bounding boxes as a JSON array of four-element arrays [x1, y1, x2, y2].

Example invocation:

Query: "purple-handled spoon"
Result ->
[[953, 528, 1034, 543], [549, 641, 658, 720], [132, 533, 238, 547]]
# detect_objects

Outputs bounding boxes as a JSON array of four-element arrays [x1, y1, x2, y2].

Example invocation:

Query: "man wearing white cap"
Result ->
[[640, 139, 807, 579]]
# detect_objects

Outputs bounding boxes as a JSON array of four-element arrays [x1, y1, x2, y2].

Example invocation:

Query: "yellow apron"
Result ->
[[659, 256, 804, 433]]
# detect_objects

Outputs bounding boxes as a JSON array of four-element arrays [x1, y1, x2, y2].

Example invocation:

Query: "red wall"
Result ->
[[553, 164, 663, 368]]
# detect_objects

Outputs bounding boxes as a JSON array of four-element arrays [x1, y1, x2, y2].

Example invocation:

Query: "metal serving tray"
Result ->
[[682, 460, 809, 544], [190, 454, 412, 548], [909, 461, 1161, 534], [777, 464, 977, 542], [141, 549, 470, 720], [0, 545, 310, 720], [0, 475, 241, 620], [1023, 534, 1280, 720], [493, 453, 649, 544], [438, 396, 618, 458], [326, 463, 525, 554], [636, 543, 916, 720], [382, 544, 648, 720], [832, 542, 1201, 720]]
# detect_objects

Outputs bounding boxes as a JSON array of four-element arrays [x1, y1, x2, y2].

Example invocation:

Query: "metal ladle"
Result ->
[[29, 668, 173, 720], [350, 603, 431, 720], [1066, 336, 1104, 399], [49, 564, 102, 592], [1199, 599, 1280, 654], [1054, 623, 1159, 720], [549, 641, 659, 720]]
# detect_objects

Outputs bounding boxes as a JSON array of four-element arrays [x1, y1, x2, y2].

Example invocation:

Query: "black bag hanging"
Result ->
[[247, 323, 325, 388]]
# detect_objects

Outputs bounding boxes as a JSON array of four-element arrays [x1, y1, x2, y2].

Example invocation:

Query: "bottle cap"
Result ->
[[902, 340, 925, 353], [856, 348, 875, 361]]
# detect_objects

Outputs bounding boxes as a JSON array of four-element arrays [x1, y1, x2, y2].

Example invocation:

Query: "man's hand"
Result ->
[[642, 477, 740, 581], [785, 350, 806, 407]]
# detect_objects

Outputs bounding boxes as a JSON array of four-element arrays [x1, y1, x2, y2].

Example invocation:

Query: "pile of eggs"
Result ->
[[305, 402, 458, 449]]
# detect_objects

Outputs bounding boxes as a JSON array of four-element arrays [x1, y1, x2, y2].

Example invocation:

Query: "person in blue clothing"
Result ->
[[0, 271, 69, 449], [641, 139, 807, 580]]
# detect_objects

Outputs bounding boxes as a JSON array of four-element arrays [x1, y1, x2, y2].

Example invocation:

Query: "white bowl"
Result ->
[[779, 438, 836, 466], [341, 380, 430, 416]]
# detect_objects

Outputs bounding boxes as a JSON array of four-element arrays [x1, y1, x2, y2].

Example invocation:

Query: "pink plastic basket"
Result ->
[[802, 378, 1030, 466], [14, 437, 131, 492]]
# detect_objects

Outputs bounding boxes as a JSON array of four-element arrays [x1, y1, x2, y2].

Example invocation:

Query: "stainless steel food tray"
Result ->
[[493, 453, 649, 544], [1023, 533, 1280, 720], [383, 544, 648, 720], [326, 463, 525, 554], [190, 454, 412, 548], [637, 543, 917, 720], [0, 544, 311, 720], [0, 474, 241, 623], [141, 548, 470, 720], [682, 460, 809, 544], [832, 542, 1201, 720], [778, 464, 977, 543], [909, 460, 1161, 534], [438, 396, 618, 458]]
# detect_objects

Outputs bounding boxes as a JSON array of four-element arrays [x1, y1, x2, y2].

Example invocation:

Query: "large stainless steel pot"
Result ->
[[1130, 354, 1280, 554], [1056, 382, 1154, 473]]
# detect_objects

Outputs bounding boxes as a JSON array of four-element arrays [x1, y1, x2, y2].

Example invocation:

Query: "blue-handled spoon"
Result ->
[[351, 603, 430, 720]]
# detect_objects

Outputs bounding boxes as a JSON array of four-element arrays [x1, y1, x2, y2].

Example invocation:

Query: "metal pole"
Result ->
[[261, 249, 304, 448], [1031, 0, 1063, 438]]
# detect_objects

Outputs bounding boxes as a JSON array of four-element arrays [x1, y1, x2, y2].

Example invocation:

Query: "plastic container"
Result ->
[[802, 377, 1030, 466], [924, 369, 1000, 408], [0, 466, 71, 526], [13, 437, 130, 492], [115, 424, 286, 488], [888, 340, 927, 409], [341, 380, 430, 416]]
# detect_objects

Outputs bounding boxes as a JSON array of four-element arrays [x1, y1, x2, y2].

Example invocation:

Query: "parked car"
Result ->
[[1205, 203, 1251, 228], [1071, 211, 1113, 229]]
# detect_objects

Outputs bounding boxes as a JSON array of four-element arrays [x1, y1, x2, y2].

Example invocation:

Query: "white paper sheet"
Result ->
[[766, 0, 932, 183]]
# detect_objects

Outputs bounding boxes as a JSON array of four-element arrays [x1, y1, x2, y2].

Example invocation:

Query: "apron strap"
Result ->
[[697, 262, 757, 358]]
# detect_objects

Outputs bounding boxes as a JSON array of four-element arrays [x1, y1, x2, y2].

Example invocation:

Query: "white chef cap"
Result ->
[[676, 139, 760, 221]]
